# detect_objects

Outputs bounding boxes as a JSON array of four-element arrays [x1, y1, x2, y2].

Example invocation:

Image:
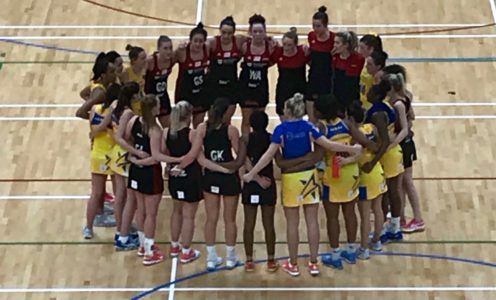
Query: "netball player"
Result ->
[[122, 45, 147, 115], [175, 23, 210, 128], [145, 35, 175, 128], [152, 101, 203, 263], [315, 94, 362, 269], [307, 6, 335, 123], [273, 27, 309, 121], [243, 93, 362, 277], [358, 35, 383, 110], [361, 50, 388, 110], [239, 14, 275, 136], [126, 95, 181, 265], [207, 16, 244, 123], [332, 31, 365, 110]]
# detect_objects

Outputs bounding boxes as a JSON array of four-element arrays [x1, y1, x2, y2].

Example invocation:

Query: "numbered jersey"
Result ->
[[209, 35, 241, 98], [239, 40, 271, 107], [130, 117, 151, 156], [175, 45, 210, 111], [145, 52, 174, 114]]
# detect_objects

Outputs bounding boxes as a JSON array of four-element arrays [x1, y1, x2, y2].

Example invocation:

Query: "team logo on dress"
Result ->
[[299, 173, 320, 201]]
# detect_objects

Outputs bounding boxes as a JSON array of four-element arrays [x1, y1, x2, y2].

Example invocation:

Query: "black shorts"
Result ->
[[128, 164, 164, 195], [241, 180, 276, 206], [209, 80, 239, 106], [306, 78, 332, 101], [400, 137, 417, 169], [158, 93, 172, 116], [239, 83, 269, 109], [203, 170, 241, 196], [168, 166, 203, 202]]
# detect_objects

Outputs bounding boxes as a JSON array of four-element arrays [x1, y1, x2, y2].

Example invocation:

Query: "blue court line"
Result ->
[[130, 251, 496, 299], [1, 38, 496, 63]]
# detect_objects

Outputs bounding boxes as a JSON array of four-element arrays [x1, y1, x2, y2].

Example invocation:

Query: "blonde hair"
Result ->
[[387, 73, 406, 94], [285, 93, 306, 119], [170, 101, 193, 138], [140, 94, 159, 135], [336, 31, 358, 52]]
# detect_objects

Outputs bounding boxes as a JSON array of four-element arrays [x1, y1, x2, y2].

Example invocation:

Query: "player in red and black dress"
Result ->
[[207, 16, 244, 123], [239, 14, 275, 136], [307, 6, 335, 123], [273, 27, 310, 121], [175, 23, 210, 128], [332, 31, 365, 111], [145, 35, 175, 128]]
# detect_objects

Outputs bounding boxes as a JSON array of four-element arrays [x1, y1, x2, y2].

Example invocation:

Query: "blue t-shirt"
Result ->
[[272, 119, 323, 159]]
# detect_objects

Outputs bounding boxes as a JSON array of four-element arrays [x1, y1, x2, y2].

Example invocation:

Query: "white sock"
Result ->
[[171, 241, 180, 248], [115, 231, 120, 236], [226, 245, 236, 259], [391, 217, 400, 233], [207, 245, 217, 260], [144, 238, 154, 256], [138, 231, 145, 247], [331, 248, 341, 260], [118, 236, 129, 244], [182, 247, 191, 255]]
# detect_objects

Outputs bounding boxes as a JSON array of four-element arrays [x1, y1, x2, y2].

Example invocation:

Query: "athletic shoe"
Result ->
[[281, 259, 300, 277], [170, 244, 181, 257], [244, 260, 255, 272], [104, 192, 115, 203], [137, 244, 158, 257], [357, 248, 370, 260], [307, 261, 320, 276], [266, 260, 278, 273], [179, 249, 201, 264], [206, 256, 223, 272], [370, 241, 383, 252], [93, 214, 116, 227], [322, 254, 343, 270], [103, 202, 114, 215], [115, 238, 139, 251], [401, 219, 425, 233], [82, 226, 93, 239], [143, 248, 165, 266], [226, 256, 241, 270], [341, 250, 357, 264]]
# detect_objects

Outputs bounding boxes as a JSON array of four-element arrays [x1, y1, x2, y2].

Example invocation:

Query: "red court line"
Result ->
[[82, 0, 495, 36]]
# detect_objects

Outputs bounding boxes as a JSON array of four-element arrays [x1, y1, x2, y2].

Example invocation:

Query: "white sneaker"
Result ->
[[225, 256, 240, 270], [357, 248, 370, 260], [82, 226, 93, 239], [206, 256, 223, 271]]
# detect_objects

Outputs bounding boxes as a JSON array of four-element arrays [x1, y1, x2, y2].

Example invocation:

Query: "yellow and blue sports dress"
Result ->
[[109, 112, 130, 177], [90, 103, 115, 175], [272, 119, 322, 208], [321, 118, 360, 203], [359, 68, 374, 111], [358, 123, 388, 200], [365, 100, 404, 179], [125, 67, 145, 115]]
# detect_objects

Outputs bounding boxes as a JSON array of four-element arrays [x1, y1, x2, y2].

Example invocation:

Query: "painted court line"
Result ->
[[490, 0, 496, 24], [2, 34, 496, 40], [168, 258, 178, 300], [0, 23, 487, 30]]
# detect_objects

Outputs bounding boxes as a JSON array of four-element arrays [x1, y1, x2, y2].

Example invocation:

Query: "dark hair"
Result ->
[[114, 81, 140, 121], [336, 31, 358, 52], [190, 22, 208, 40], [347, 101, 365, 123], [220, 16, 236, 31], [383, 64, 407, 83], [141, 94, 159, 135], [369, 51, 389, 69], [125, 44, 145, 61], [248, 14, 266, 28], [92, 52, 111, 81], [207, 98, 230, 132], [250, 111, 269, 132], [104, 83, 121, 109], [157, 35, 172, 49], [283, 27, 298, 44], [105, 51, 121, 64], [312, 6, 329, 26], [368, 80, 391, 103], [315, 94, 342, 121], [359, 34, 383, 52]]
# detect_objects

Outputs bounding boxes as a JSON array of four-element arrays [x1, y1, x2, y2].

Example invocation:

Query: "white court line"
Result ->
[[1, 115, 496, 121], [0, 195, 175, 200], [195, 0, 203, 24], [490, 0, 496, 24], [3, 34, 496, 40], [168, 258, 178, 300], [0, 23, 486, 30], [1, 287, 496, 293], [1, 102, 496, 109]]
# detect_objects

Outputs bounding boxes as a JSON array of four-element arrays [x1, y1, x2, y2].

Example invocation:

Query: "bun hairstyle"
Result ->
[[370, 50, 389, 69], [248, 14, 266, 28], [312, 6, 329, 26], [169, 101, 193, 138], [189, 22, 208, 40], [360, 34, 383, 52], [283, 26, 298, 44], [284, 93, 306, 119], [220, 16, 236, 31], [383, 64, 407, 83], [336, 31, 358, 52], [92, 52, 111, 81], [125, 44, 145, 62]]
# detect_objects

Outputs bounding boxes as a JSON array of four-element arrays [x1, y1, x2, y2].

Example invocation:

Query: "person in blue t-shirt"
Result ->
[[243, 93, 362, 277]]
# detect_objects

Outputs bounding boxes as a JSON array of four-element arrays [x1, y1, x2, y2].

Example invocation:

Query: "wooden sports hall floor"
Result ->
[[1, 0, 496, 299]]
